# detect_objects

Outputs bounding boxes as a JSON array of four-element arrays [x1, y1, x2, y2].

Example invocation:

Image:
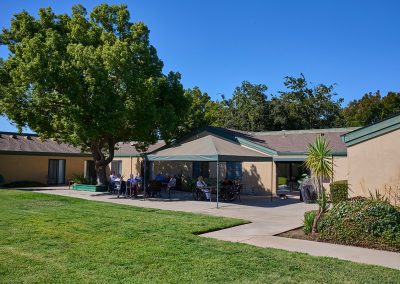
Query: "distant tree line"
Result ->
[[179, 74, 400, 134]]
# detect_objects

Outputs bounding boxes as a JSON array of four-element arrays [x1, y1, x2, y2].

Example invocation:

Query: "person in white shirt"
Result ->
[[196, 176, 210, 200], [109, 171, 117, 182], [167, 176, 177, 190], [108, 171, 117, 192]]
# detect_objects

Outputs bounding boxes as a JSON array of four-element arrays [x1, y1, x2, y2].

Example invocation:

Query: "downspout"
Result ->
[[216, 158, 219, 209], [270, 161, 273, 201], [143, 154, 147, 201]]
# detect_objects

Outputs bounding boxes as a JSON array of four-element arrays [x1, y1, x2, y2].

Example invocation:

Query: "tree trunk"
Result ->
[[95, 163, 108, 186], [311, 176, 325, 235], [89, 138, 115, 186], [311, 207, 323, 235]]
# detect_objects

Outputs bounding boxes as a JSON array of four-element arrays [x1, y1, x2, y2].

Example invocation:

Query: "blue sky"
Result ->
[[1, 0, 399, 132]]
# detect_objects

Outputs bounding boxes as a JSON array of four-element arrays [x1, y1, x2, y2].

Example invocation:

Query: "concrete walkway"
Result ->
[[34, 188, 400, 270]]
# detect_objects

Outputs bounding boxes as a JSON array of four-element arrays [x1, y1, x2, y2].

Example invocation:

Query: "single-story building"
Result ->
[[0, 132, 91, 185], [1, 114, 399, 200], [146, 126, 354, 195], [342, 114, 400, 200], [0, 132, 163, 185]]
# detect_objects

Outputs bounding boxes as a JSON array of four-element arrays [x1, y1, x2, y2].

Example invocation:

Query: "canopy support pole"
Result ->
[[143, 157, 147, 201], [216, 159, 219, 209]]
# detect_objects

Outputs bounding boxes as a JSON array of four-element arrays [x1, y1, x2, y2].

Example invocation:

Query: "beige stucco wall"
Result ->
[[242, 161, 275, 195], [0, 154, 87, 184], [347, 129, 400, 199], [332, 156, 348, 182], [110, 157, 142, 178]]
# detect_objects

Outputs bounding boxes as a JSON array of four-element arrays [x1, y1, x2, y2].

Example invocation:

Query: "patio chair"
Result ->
[[148, 180, 162, 198], [114, 180, 122, 198]]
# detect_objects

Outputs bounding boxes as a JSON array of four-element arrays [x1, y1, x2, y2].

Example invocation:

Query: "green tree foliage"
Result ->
[[342, 91, 400, 127], [382, 92, 400, 118], [179, 87, 212, 135], [0, 4, 189, 184], [270, 74, 344, 130], [342, 91, 383, 126], [206, 81, 270, 131]]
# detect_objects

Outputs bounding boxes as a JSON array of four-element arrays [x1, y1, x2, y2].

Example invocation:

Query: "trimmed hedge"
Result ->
[[330, 180, 348, 205], [318, 198, 400, 251]]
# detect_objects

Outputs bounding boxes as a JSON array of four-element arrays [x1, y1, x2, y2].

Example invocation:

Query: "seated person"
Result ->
[[127, 174, 138, 197], [114, 174, 126, 195], [222, 178, 233, 187], [134, 173, 142, 182], [196, 176, 210, 200], [167, 176, 177, 190], [154, 173, 165, 182], [108, 171, 117, 192]]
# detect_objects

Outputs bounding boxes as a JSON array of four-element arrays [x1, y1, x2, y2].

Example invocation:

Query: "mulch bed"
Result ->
[[276, 227, 399, 253]]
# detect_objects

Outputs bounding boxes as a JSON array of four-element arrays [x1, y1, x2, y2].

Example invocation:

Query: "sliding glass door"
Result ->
[[48, 159, 66, 185]]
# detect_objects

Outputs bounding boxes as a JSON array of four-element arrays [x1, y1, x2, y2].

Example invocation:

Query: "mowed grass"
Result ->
[[0, 190, 399, 283]]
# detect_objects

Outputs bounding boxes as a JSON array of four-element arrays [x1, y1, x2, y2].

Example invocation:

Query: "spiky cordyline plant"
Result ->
[[305, 136, 334, 234]]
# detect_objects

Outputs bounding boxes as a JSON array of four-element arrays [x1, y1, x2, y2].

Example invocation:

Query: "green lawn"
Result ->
[[0, 190, 399, 283]]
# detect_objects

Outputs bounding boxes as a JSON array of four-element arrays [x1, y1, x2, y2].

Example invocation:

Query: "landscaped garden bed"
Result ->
[[277, 197, 400, 252]]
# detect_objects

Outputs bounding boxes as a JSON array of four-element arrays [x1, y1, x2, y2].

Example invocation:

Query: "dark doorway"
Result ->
[[48, 159, 66, 185], [85, 160, 97, 184], [276, 162, 309, 191]]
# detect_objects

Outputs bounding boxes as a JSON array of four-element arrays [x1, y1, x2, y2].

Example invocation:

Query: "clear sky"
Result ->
[[1, 0, 399, 132]]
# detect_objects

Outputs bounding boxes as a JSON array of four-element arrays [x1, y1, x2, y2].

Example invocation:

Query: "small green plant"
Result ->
[[330, 180, 348, 205], [303, 210, 316, 235], [71, 174, 86, 184], [368, 189, 389, 203]]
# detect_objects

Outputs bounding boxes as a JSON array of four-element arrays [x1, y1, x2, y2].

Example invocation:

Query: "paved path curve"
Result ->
[[34, 188, 400, 270]]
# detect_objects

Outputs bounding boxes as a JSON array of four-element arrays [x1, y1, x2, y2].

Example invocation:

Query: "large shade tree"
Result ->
[[0, 4, 189, 184], [270, 74, 344, 130], [343, 91, 400, 127], [210, 81, 270, 131]]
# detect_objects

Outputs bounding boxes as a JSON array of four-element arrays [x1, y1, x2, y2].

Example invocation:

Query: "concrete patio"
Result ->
[[32, 187, 400, 270]]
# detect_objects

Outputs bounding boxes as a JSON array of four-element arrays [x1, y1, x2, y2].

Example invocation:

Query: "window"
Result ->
[[111, 160, 122, 176], [192, 161, 209, 178], [48, 159, 66, 184], [226, 162, 242, 180]]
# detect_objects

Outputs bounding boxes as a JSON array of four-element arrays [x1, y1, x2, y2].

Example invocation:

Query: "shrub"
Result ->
[[0, 174, 4, 186], [180, 175, 196, 192], [318, 198, 400, 251], [330, 180, 348, 205], [303, 210, 316, 235], [71, 174, 86, 184]]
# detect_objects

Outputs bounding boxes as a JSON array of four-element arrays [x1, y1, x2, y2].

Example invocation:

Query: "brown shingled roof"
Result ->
[[0, 132, 86, 155], [0, 132, 166, 156], [206, 126, 359, 153], [114, 141, 166, 156]]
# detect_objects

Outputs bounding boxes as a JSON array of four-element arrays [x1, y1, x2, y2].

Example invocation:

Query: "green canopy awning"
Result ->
[[147, 134, 271, 162]]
